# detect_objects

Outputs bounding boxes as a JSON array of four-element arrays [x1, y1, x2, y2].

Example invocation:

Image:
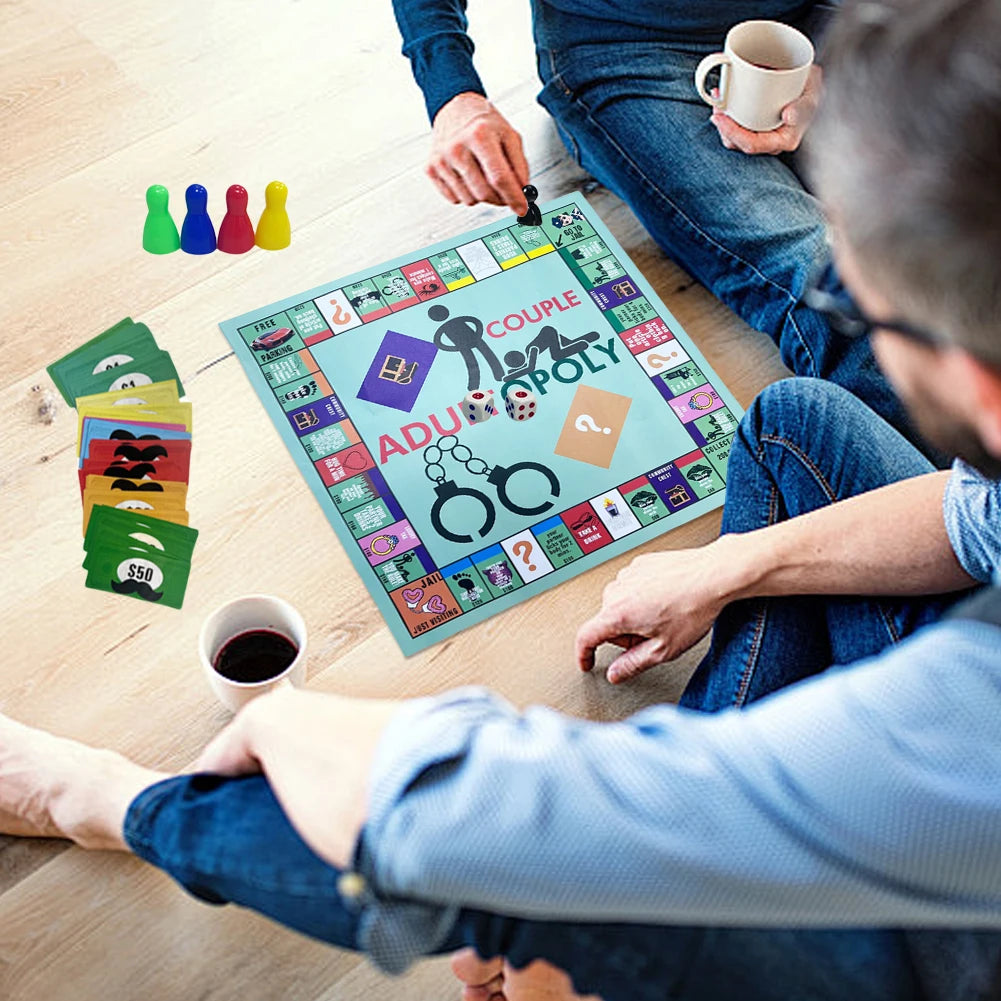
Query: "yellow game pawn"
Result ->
[[255, 180, 291, 251]]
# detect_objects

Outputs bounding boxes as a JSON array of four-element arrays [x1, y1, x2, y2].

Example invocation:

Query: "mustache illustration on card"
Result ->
[[110, 429, 163, 441], [110, 478, 164, 492], [110, 577, 164, 601], [103, 462, 158, 479], [113, 443, 169, 462]]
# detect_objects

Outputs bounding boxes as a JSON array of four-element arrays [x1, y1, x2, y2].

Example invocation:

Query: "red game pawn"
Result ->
[[217, 184, 256, 254]]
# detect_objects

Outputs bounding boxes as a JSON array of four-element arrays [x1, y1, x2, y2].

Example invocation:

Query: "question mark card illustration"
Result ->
[[554, 384, 633, 468], [501, 531, 555, 583]]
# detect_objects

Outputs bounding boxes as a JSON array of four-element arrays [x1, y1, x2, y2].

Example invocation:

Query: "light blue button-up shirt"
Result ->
[[355, 461, 1001, 978]]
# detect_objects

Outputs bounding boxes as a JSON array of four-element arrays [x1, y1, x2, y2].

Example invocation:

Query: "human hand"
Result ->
[[195, 687, 402, 869], [575, 540, 742, 684], [711, 65, 822, 155], [450, 949, 600, 1001], [428, 92, 530, 214]]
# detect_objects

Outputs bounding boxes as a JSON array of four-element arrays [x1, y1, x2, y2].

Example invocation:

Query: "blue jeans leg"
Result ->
[[124, 773, 923, 1001], [530, 6, 928, 452], [682, 378, 960, 712]]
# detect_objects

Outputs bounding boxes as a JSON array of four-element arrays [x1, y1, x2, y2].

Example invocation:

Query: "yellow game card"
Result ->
[[76, 401, 193, 451], [75, 379, 180, 412]]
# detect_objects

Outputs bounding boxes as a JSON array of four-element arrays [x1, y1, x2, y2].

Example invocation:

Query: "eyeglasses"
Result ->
[[803, 262, 945, 349]]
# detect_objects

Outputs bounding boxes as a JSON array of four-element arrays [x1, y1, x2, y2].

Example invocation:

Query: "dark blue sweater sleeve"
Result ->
[[392, 0, 487, 123]]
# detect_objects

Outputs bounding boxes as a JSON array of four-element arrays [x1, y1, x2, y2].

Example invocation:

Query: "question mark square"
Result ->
[[500, 530, 555, 584], [554, 385, 632, 468]]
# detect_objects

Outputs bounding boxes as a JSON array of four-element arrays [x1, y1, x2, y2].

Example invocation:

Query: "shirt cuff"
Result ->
[[349, 687, 514, 974], [942, 459, 998, 583]]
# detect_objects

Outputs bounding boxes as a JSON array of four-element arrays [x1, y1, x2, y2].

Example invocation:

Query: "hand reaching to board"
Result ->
[[427, 92, 531, 214], [575, 544, 736, 684]]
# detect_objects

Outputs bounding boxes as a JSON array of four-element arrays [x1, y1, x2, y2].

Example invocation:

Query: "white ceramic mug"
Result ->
[[199, 594, 307, 713], [694, 20, 814, 132]]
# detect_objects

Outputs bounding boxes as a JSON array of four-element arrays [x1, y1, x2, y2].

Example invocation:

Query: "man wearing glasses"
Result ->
[[1, 1, 999, 998]]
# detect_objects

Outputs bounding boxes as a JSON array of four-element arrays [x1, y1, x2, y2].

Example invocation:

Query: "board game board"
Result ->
[[220, 195, 743, 654]]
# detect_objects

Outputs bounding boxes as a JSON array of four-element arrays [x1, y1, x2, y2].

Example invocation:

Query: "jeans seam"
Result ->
[[546, 76, 820, 374], [731, 481, 781, 707], [759, 432, 838, 503]]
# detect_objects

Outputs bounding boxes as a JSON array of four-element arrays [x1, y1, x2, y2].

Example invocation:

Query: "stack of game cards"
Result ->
[[47, 318, 198, 608]]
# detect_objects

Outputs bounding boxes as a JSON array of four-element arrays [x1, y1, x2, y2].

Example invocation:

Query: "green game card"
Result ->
[[704, 434, 735, 479], [302, 423, 352, 461], [482, 230, 527, 268], [84, 548, 192, 609], [694, 407, 740, 442], [510, 225, 551, 257], [48, 319, 162, 405], [343, 498, 396, 539], [84, 506, 198, 564], [472, 549, 524, 598], [343, 280, 387, 316], [576, 255, 626, 290], [328, 476, 381, 513], [560, 236, 610, 267], [63, 348, 184, 403], [534, 520, 584, 568], [373, 551, 425, 592], [541, 203, 597, 247], [608, 297, 659, 332], [621, 482, 670, 526], [287, 302, 329, 340], [238, 312, 306, 366], [373, 269, 417, 307], [443, 563, 492, 609], [680, 458, 725, 499], [275, 374, 327, 413], [261, 352, 316, 388], [429, 250, 474, 290], [659, 362, 707, 396]]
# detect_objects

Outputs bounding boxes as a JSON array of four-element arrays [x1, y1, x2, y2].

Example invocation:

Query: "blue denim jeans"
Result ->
[[529, 0, 928, 453], [124, 380, 984, 1000]]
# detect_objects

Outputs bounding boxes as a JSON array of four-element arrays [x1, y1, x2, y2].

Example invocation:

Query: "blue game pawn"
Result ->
[[180, 183, 216, 254]]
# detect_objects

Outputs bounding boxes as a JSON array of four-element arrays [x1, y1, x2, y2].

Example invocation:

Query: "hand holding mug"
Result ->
[[695, 20, 818, 155], [713, 65, 822, 155]]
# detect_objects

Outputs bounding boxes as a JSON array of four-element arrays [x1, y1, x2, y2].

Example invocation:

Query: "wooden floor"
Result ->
[[0, 1, 788, 997]]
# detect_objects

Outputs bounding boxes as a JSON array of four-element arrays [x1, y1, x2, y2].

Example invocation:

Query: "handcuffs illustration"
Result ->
[[424, 435, 561, 544]]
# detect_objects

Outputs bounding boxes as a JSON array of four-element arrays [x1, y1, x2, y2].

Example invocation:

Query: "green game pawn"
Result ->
[[143, 184, 180, 254]]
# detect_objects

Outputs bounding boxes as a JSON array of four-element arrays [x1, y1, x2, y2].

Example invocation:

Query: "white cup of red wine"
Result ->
[[199, 595, 307, 713]]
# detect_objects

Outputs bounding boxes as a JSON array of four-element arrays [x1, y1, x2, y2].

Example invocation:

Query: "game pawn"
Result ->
[[255, 180, 291, 251], [217, 184, 256, 254], [180, 183, 216, 254], [517, 184, 542, 227], [142, 184, 180, 254], [504, 387, 537, 420], [464, 389, 496, 423]]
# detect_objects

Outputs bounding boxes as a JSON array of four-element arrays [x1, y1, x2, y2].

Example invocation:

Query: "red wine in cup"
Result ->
[[213, 629, 298, 683]]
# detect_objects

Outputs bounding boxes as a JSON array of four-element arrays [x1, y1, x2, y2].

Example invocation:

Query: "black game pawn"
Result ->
[[517, 184, 542, 227]]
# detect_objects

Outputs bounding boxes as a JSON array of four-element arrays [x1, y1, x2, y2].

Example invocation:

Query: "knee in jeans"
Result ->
[[742, 378, 853, 451]]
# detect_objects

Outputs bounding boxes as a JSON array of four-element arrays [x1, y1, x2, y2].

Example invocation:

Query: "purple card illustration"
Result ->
[[357, 330, 437, 413]]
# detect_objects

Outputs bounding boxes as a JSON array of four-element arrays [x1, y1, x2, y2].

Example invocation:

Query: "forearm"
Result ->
[[362, 622, 1001, 929], [391, 0, 486, 121], [717, 469, 974, 601]]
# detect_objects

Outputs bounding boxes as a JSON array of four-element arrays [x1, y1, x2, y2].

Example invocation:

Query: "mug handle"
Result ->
[[694, 52, 730, 108]]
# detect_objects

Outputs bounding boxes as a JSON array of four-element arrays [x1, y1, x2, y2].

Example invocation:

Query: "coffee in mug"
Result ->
[[199, 595, 307, 713]]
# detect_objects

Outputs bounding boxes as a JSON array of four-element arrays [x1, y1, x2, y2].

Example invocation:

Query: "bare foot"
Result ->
[[0, 715, 168, 851], [451, 949, 603, 1001]]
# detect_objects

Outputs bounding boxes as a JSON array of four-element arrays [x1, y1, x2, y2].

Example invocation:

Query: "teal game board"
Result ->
[[220, 195, 743, 654]]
